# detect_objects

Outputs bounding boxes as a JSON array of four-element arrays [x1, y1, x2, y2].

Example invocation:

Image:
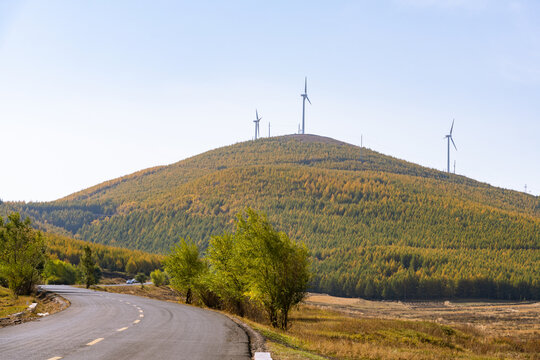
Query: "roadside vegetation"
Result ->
[[0, 213, 46, 296], [0, 211, 162, 316], [0, 286, 34, 317], [165, 208, 310, 329], [248, 305, 540, 360]]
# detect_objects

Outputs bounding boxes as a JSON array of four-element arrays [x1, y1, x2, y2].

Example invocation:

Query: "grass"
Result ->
[[0, 286, 34, 318], [243, 305, 540, 360]]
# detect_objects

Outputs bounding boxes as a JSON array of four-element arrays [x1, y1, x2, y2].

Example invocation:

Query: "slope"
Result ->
[[2, 135, 539, 299]]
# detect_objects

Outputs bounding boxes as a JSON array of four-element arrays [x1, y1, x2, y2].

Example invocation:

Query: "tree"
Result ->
[[164, 238, 205, 304], [150, 269, 166, 287], [135, 273, 147, 288], [81, 245, 100, 288], [235, 208, 310, 329], [206, 233, 247, 315], [126, 257, 138, 275], [0, 213, 46, 296]]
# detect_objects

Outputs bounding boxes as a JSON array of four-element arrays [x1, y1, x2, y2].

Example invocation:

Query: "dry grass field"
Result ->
[[255, 302, 539, 360], [250, 293, 539, 360], [305, 293, 540, 340]]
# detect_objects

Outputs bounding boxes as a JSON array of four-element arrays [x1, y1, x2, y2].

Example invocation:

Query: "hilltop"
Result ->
[[2, 135, 539, 299]]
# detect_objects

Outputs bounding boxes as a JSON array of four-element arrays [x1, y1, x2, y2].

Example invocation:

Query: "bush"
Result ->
[[43, 259, 78, 285], [150, 269, 167, 286]]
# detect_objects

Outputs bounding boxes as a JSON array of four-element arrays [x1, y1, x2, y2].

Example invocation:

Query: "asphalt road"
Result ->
[[0, 285, 250, 360]]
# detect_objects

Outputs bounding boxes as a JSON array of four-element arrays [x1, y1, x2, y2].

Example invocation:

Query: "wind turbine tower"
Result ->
[[300, 77, 311, 135], [253, 110, 262, 140], [445, 119, 457, 173]]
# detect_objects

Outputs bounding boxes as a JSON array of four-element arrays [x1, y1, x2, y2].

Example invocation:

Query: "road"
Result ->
[[0, 285, 250, 360]]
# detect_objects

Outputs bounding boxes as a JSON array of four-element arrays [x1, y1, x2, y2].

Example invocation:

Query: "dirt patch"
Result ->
[[94, 285, 181, 302]]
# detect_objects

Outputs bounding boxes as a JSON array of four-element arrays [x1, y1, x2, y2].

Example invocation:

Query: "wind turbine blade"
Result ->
[[450, 119, 454, 135], [256, 109, 258, 119], [451, 137, 457, 151], [306, 95, 312, 105], [305, 77, 307, 93]]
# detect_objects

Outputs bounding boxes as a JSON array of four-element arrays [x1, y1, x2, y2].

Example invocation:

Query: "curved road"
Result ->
[[0, 285, 250, 360]]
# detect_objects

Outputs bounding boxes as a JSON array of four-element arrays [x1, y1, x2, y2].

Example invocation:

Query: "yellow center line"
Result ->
[[86, 338, 105, 346], [47, 357, 63, 360], [116, 327, 129, 332], [133, 319, 140, 324]]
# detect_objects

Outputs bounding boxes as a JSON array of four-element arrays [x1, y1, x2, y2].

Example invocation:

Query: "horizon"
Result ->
[[1, 1, 539, 201]]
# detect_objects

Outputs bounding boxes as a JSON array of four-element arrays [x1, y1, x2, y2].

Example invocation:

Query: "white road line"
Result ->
[[116, 327, 129, 332], [139, 314, 144, 318], [86, 338, 104, 346], [133, 319, 140, 324], [126, 302, 130, 304], [139, 309, 143, 313], [47, 357, 63, 360]]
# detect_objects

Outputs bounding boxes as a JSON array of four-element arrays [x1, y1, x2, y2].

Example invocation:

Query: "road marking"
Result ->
[[126, 302, 130, 304], [133, 319, 140, 324], [86, 338, 104, 346], [139, 309, 143, 313], [116, 327, 129, 332], [139, 314, 144, 318], [47, 357, 63, 360]]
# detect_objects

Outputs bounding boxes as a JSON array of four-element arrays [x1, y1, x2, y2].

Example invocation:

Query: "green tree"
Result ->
[[164, 238, 205, 304], [81, 245, 100, 288], [0, 213, 46, 296], [206, 233, 247, 315], [235, 208, 310, 329], [135, 272, 147, 288], [43, 259, 78, 285], [150, 269, 166, 286]]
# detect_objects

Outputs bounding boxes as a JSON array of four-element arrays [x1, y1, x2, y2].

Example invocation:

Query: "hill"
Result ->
[[2, 135, 539, 299]]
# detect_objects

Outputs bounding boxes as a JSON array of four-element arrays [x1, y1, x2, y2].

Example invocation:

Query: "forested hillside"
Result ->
[[45, 232, 163, 275], [2, 135, 539, 299]]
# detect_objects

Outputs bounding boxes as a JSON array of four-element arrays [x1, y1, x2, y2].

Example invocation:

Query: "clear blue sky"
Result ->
[[1, 0, 539, 201]]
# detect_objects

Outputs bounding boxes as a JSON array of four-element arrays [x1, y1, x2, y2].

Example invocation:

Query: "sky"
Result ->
[[0, 0, 539, 201]]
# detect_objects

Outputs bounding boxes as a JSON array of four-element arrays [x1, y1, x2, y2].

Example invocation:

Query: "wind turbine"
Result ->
[[445, 119, 457, 173], [253, 110, 262, 140], [300, 77, 311, 135]]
